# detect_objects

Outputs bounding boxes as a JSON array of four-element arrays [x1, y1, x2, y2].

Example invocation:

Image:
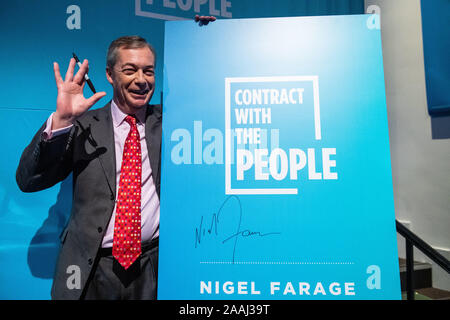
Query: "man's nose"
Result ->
[[135, 70, 146, 85]]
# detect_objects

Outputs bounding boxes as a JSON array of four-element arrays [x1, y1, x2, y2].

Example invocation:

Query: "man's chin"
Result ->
[[131, 101, 148, 108], [131, 91, 154, 104], [128, 97, 151, 109]]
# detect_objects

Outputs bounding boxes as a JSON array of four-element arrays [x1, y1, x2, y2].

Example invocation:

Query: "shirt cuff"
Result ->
[[42, 112, 73, 140]]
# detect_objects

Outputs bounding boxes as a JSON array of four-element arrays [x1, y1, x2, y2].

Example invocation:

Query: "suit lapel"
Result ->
[[145, 105, 161, 194], [90, 103, 116, 199]]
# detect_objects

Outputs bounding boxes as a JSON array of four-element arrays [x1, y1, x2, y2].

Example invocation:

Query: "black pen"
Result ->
[[72, 52, 96, 93]]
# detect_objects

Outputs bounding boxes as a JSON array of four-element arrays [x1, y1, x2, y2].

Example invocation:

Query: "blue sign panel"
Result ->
[[421, 0, 450, 115], [159, 15, 400, 300]]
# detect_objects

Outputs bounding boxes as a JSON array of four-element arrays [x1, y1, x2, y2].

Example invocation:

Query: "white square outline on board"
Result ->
[[225, 76, 321, 195]]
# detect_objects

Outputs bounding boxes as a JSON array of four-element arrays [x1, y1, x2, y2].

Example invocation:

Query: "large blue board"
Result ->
[[159, 15, 401, 300]]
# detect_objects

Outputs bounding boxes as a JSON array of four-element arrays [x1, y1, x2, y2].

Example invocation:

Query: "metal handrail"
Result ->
[[396, 220, 450, 300]]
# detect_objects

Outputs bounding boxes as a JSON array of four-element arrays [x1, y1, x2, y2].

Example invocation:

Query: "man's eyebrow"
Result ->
[[120, 63, 154, 69]]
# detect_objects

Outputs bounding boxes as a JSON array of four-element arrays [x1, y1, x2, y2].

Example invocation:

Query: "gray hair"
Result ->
[[106, 35, 156, 69]]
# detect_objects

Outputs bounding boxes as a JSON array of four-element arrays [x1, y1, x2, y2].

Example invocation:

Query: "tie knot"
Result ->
[[125, 115, 137, 126]]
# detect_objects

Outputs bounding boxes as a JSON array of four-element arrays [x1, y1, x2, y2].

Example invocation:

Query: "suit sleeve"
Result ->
[[16, 121, 74, 193], [42, 112, 73, 140]]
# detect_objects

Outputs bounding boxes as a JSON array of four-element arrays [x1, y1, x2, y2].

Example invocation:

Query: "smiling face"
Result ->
[[106, 46, 155, 115]]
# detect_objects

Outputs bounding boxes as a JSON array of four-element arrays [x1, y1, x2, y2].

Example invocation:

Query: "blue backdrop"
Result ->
[[0, 1, 364, 299]]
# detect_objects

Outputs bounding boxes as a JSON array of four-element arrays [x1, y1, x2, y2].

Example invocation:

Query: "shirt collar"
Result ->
[[111, 99, 146, 128]]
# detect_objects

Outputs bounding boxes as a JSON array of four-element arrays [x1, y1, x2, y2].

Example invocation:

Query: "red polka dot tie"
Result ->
[[113, 115, 142, 270]]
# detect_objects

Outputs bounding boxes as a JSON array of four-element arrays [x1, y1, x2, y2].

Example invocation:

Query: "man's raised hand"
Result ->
[[52, 58, 106, 130]]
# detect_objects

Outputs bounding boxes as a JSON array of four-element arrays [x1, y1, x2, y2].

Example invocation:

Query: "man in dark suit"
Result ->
[[16, 35, 162, 299]]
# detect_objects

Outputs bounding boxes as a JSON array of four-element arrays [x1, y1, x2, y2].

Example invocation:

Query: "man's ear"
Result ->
[[106, 67, 114, 85]]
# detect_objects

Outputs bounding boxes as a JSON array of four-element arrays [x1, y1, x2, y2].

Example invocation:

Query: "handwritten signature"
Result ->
[[194, 195, 281, 263]]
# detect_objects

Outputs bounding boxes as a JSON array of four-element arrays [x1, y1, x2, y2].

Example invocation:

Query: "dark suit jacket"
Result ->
[[16, 102, 162, 300]]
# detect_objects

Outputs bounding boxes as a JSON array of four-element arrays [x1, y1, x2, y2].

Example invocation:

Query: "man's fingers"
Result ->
[[195, 15, 216, 26], [53, 62, 63, 87], [80, 78, 86, 91], [65, 58, 76, 82], [85, 91, 107, 109], [73, 59, 89, 84]]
